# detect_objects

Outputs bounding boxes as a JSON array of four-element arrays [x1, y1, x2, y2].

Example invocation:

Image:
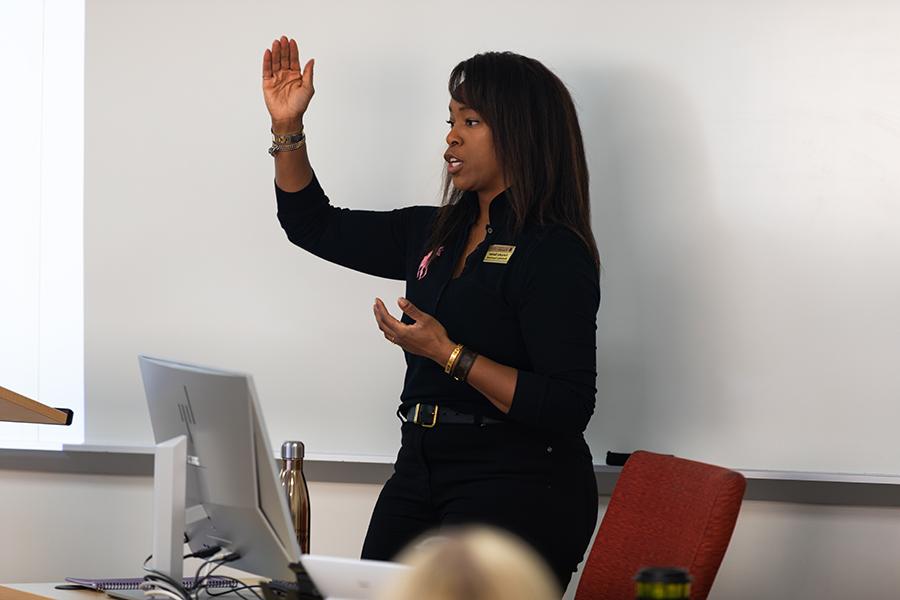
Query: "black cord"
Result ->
[[198, 571, 263, 600], [141, 570, 193, 600], [193, 553, 265, 599], [206, 582, 264, 599], [142, 544, 221, 575], [192, 552, 237, 588], [140, 549, 262, 600], [137, 539, 226, 599], [187, 545, 223, 560], [141, 553, 193, 600]]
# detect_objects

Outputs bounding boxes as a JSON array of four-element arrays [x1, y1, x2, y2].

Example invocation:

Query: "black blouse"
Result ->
[[276, 175, 600, 437]]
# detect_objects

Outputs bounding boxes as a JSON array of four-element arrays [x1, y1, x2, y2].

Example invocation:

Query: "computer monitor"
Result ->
[[138, 355, 302, 580]]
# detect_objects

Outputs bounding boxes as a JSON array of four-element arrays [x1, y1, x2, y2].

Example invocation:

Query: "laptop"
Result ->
[[299, 554, 409, 600]]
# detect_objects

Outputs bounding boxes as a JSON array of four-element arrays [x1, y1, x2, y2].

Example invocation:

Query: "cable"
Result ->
[[140, 546, 224, 600], [137, 538, 226, 600], [140, 546, 265, 600], [206, 582, 264, 598], [191, 553, 263, 600], [186, 545, 222, 560], [140, 588, 184, 600], [143, 544, 222, 566], [191, 553, 227, 590], [190, 552, 266, 599], [140, 575, 191, 600], [192, 552, 220, 585], [141, 563, 193, 600]]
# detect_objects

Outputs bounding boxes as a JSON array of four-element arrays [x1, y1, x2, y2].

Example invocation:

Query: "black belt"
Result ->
[[401, 403, 506, 427]]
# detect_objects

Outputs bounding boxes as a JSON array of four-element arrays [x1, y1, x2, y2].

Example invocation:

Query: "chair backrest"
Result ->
[[575, 451, 746, 600]]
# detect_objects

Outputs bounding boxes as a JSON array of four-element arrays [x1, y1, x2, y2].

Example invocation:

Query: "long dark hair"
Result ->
[[423, 51, 599, 269]]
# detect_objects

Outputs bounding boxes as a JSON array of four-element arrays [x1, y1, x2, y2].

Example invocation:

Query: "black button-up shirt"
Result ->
[[276, 175, 600, 437]]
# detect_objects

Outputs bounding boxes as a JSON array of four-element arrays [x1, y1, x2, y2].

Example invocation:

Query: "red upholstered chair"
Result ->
[[575, 451, 746, 600]]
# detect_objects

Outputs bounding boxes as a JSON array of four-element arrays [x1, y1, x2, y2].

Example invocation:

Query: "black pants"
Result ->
[[360, 420, 599, 591]]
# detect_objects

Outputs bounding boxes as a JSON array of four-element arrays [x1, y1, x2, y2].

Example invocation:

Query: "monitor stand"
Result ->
[[152, 435, 187, 582]]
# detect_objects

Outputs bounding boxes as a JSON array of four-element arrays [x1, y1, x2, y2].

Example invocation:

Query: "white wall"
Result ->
[[83, 0, 900, 473], [3, 462, 900, 597], [0, 459, 380, 583]]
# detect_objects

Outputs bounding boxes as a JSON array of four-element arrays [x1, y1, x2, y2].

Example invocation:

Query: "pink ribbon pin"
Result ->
[[417, 246, 444, 280]]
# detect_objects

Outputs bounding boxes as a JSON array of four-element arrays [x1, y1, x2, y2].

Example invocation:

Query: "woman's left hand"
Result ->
[[373, 297, 454, 364]]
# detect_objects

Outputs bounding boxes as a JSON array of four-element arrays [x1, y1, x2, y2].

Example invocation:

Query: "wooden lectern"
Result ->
[[0, 384, 73, 425]]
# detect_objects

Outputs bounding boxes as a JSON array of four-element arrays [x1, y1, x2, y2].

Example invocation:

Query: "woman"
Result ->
[[263, 35, 600, 590]]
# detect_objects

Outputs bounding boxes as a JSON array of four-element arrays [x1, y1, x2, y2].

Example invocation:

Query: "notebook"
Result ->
[[64, 576, 237, 591]]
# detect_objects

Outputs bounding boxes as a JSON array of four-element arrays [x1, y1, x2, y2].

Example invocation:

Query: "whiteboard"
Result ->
[[84, 0, 900, 473]]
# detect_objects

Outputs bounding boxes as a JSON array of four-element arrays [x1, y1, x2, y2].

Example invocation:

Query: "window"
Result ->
[[0, 0, 84, 449]]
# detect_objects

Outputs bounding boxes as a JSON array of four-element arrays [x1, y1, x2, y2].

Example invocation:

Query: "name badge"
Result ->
[[483, 244, 516, 264]]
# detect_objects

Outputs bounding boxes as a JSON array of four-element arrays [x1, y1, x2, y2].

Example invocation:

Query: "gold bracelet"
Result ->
[[268, 134, 306, 157], [271, 126, 305, 145], [444, 344, 464, 374]]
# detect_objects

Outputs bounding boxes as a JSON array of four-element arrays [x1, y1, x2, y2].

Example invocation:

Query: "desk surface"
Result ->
[[0, 584, 97, 599], [1, 583, 261, 600]]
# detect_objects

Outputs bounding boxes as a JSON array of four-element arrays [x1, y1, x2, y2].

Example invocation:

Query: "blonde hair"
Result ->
[[378, 526, 560, 600]]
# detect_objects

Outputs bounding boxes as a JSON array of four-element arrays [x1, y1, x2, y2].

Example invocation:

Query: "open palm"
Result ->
[[262, 35, 315, 124]]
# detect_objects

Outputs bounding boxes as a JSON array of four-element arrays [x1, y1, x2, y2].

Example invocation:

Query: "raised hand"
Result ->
[[262, 36, 315, 129]]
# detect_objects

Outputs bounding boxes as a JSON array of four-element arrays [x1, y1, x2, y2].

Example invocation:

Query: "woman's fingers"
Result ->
[[397, 297, 427, 324], [303, 58, 315, 89], [375, 307, 394, 341], [262, 48, 272, 79], [376, 298, 403, 327], [289, 38, 301, 71], [374, 298, 403, 341], [271, 39, 281, 74], [280, 35, 290, 71], [265, 36, 307, 83]]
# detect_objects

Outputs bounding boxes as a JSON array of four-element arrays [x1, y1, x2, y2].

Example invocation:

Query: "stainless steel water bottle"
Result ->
[[279, 440, 311, 553]]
